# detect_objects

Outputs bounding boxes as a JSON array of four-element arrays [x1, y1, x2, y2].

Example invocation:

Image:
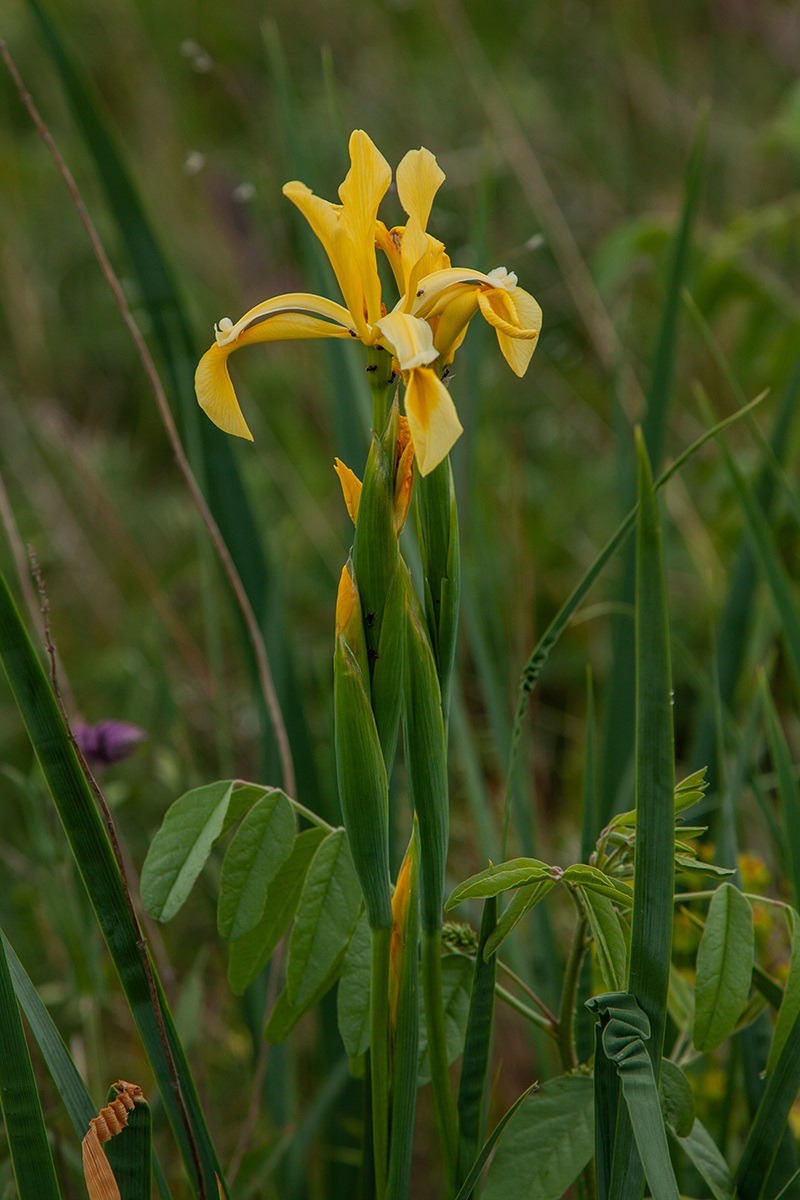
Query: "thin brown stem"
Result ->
[[0, 38, 295, 800]]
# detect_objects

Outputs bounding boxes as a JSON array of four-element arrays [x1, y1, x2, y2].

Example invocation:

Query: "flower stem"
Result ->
[[557, 908, 588, 1073], [366, 345, 394, 435], [370, 925, 392, 1200], [421, 929, 458, 1194]]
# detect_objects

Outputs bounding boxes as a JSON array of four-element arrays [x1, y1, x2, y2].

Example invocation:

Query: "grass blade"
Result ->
[[605, 429, 676, 1199], [456, 896, 498, 1191], [0, 933, 61, 1200], [0, 564, 223, 1197]]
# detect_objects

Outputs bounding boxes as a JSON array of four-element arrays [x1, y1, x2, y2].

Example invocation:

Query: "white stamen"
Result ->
[[486, 267, 518, 290], [214, 317, 235, 346]]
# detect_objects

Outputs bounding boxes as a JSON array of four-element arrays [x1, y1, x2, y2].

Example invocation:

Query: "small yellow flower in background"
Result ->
[[195, 130, 542, 475]]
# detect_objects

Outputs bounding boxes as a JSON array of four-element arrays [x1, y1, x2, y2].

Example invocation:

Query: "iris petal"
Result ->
[[404, 368, 463, 476]]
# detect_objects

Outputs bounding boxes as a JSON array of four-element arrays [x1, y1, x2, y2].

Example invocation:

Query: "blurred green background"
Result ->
[[2, 0, 800, 1191]]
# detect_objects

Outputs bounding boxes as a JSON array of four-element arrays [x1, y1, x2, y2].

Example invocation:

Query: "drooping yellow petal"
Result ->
[[477, 285, 542, 376], [396, 148, 445, 231], [428, 289, 480, 363], [376, 311, 439, 371], [195, 293, 357, 440], [403, 368, 463, 476], [334, 458, 362, 525], [195, 341, 254, 440]]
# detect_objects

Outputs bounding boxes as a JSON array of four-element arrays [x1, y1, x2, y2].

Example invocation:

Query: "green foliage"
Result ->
[[4, 2, 800, 1196]]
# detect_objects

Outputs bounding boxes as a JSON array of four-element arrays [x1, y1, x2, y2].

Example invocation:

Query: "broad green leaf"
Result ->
[[484, 878, 558, 960], [693, 883, 754, 1052], [265, 960, 345, 1044], [454, 1084, 539, 1200], [674, 854, 735, 879], [227, 827, 326, 996], [768, 910, 800, 1076], [482, 1073, 594, 1200], [337, 913, 371, 1059], [659, 1058, 695, 1138], [0, 935, 60, 1200], [562, 863, 634, 905], [217, 791, 296, 940], [447, 859, 552, 908], [670, 1117, 734, 1200], [287, 830, 362, 1009], [667, 965, 694, 1032], [579, 887, 627, 991], [141, 781, 235, 922], [418, 955, 473, 1086]]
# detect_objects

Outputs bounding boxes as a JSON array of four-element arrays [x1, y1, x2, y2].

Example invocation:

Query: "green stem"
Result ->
[[370, 925, 392, 1200], [421, 929, 458, 1194], [557, 909, 589, 1073], [366, 346, 394, 435]]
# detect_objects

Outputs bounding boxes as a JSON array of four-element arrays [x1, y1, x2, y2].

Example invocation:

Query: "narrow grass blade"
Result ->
[[3, 931, 173, 1200], [0, 933, 61, 1200], [456, 896, 498, 1191], [0, 565, 223, 1196], [28, 0, 270, 617], [605, 430, 675, 1199], [735, 1004, 800, 1199], [628, 429, 675, 1059], [453, 1083, 538, 1200], [503, 394, 763, 848], [598, 110, 707, 822], [761, 680, 800, 907], [700, 386, 800, 698], [689, 353, 800, 780]]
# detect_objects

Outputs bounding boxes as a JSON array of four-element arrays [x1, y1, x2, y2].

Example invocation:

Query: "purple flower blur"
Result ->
[[74, 719, 148, 768]]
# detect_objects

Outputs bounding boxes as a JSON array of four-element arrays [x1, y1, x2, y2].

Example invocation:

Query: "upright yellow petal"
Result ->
[[403, 368, 463, 476], [338, 130, 392, 327], [396, 148, 445, 231]]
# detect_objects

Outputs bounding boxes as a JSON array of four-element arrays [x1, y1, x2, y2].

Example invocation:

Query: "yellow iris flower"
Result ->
[[194, 130, 541, 476]]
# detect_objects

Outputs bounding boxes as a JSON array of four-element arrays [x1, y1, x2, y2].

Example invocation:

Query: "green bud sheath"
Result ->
[[334, 634, 393, 931], [353, 433, 399, 669], [415, 457, 460, 718]]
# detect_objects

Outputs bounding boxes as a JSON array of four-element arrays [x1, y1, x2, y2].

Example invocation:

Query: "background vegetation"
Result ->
[[2, 0, 800, 1195]]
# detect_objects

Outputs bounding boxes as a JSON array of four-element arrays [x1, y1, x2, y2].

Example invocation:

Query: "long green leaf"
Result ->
[[762, 681, 800, 907], [588, 993, 680, 1200], [2, 931, 173, 1200], [606, 430, 676, 1200], [0, 565, 223, 1196], [456, 896, 498, 1191], [0, 934, 60, 1200], [598, 110, 707, 822], [735, 1002, 800, 1199]]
